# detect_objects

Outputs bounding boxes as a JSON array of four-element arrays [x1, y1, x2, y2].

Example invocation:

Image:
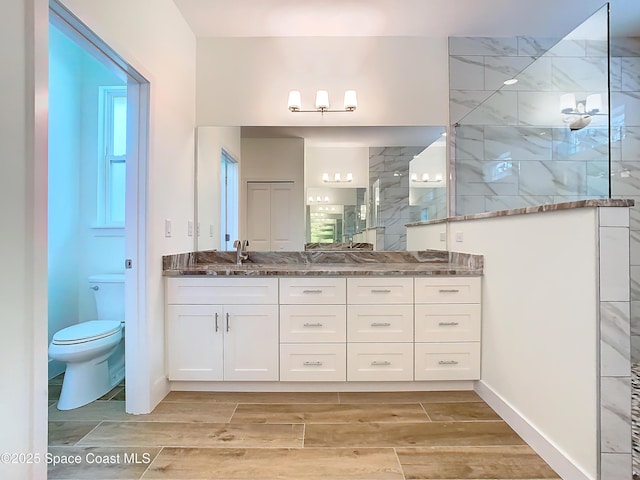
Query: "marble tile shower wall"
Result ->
[[610, 37, 640, 365], [369, 146, 426, 250], [449, 36, 609, 216]]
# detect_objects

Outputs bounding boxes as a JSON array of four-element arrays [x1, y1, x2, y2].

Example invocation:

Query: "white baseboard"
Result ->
[[474, 380, 594, 480]]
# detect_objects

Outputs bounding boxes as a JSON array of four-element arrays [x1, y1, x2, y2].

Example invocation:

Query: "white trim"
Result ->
[[475, 380, 594, 480], [170, 380, 475, 392]]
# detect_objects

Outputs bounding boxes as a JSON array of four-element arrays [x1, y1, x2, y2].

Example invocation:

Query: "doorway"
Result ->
[[48, 0, 149, 414]]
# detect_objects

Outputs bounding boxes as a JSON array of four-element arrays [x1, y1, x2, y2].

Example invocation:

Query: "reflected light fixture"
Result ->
[[322, 172, 353, 183], [288, 90, 357, 113], [411, 173, 444, 183], [560, 93, 604, 131]]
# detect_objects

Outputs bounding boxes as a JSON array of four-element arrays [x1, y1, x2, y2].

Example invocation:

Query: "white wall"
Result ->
[[240, 137, 305, 247], [196, 36, 449, 126], [0, 0, 49, 477], [58, 0, 197, 413], [48, 24, 82, 378], [408, 209, 600, 478], [196, 126, 241, 251]]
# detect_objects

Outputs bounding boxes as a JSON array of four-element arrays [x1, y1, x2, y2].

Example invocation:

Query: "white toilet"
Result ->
[[49, 274, 125, 410]]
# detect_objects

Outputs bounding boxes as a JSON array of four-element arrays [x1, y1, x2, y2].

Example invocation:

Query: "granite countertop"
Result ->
[[163, 250, 483, 277], [406, 199, 634, 227]]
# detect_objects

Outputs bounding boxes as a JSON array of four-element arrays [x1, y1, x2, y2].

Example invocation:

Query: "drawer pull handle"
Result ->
[[303, 322, 324, 327], [371, 289, 391, 293], [215, 312, 219, 332], [439, 289, 460, 293], [226, 312, 230, 332], [438, 360, 459, 365], [438, 321, 459, 326], [371, 322, 391, 327], [303, 361, 323, 366], [371, 361, 391, 366], [302, 289, 323, 294]]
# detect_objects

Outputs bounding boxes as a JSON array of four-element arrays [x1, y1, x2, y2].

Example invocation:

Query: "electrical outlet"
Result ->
[[188, 220, 193, 237], [164, 219, 172, 237], [440, 232, 446, 242], [455, 231, 463, 242]]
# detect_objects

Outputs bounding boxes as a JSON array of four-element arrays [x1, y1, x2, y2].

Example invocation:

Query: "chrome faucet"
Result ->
[[233, 239, 249, 265]]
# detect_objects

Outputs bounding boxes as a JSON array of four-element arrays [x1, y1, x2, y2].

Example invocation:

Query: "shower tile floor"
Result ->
[[48, 375, 560, 479]]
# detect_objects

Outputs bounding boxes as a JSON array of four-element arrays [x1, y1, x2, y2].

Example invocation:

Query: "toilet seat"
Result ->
[[52, 320, 122, 345]]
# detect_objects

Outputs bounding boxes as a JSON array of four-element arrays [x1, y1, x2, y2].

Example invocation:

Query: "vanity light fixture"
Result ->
[[322, 172, 353, 183], [560, 93, 605, 131], [308, 195, 330, 203], [411, 173, 444, 183], [288, 90, 357, 114]]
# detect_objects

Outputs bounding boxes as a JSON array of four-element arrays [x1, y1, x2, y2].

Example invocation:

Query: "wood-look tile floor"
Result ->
[[48, 377, 561, 479]]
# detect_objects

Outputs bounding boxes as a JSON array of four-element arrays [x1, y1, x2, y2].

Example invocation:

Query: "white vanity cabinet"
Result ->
[[279, 278, 347, 381], [165, 277, 279, 381], [165, 274, 482, 386], [414, 277, 481, 380], [346, 277, 414, 381]]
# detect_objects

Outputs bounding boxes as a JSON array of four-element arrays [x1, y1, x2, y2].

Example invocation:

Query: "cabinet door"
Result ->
[[223, 305, 279, 381], [166, 305, 223, 381]]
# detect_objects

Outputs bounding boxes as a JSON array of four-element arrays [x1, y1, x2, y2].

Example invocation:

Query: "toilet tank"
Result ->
[[88, 274, 125, 320]]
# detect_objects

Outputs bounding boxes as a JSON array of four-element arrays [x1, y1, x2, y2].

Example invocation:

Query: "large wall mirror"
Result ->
[[195, 125, 446, 252]]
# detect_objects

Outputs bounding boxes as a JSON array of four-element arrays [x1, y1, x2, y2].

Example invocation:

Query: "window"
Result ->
[[98, 86, 127, 226], [220, 149, 238, 250]]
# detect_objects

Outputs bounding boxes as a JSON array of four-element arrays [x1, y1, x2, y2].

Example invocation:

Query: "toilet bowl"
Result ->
[[49, 274, 125, 410]]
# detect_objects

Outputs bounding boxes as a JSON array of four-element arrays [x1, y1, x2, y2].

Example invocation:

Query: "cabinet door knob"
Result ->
[[371, 322, 391, 327], [302, 289, 323, 294], [303, 361, 323, 366], [438, 360, 459, 365], [303, 322, 324, 327], [371, 289, 391, 293], [226, 312, 230, 332], [371, 360, 391, 366], [438, 321, 459, 326], [215, 312, 219, 332], [438, 289, 460, 293]]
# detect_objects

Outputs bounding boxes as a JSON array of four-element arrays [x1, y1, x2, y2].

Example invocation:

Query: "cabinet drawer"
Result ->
[[280, 344, 346, 381], [280, 305, 346, 343], [347, 343, 413, 381], [414, 342, 480, 380], [347, 277, 413, 304], [414, 277, 481, 304], [279, 278, 346, 305], [415, 304, 481, 342], [347, 305, 413, 342], [166, 277, 278, 305]]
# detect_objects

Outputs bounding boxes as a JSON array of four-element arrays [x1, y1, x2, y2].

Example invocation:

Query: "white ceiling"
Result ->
[[173, 0, 640, 38]]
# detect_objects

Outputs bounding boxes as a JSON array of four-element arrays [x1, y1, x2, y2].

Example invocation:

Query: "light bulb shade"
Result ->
[[422, 173, 430, 182], [560, 93, 576, 114], [315, 90, 329, 110], [344, 90, 357, 111], [435, 173, 443, 182], [586, 94, 602, 114], [411, 173, 418, 181], [322, 173, 330, 182], [288, 90, 301, 111], [334, 173, 341, 182], [346, 173, 353, 182]]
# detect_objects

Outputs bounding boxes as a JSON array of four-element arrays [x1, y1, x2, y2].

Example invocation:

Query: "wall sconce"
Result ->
[[322, 172, 353, 183], [560, 93, 604, 131], [288, 90, 357, 113], [411, 173, 443, 183]]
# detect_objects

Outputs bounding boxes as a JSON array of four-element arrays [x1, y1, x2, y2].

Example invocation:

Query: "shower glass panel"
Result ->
[[451, 5, 610, 216]]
